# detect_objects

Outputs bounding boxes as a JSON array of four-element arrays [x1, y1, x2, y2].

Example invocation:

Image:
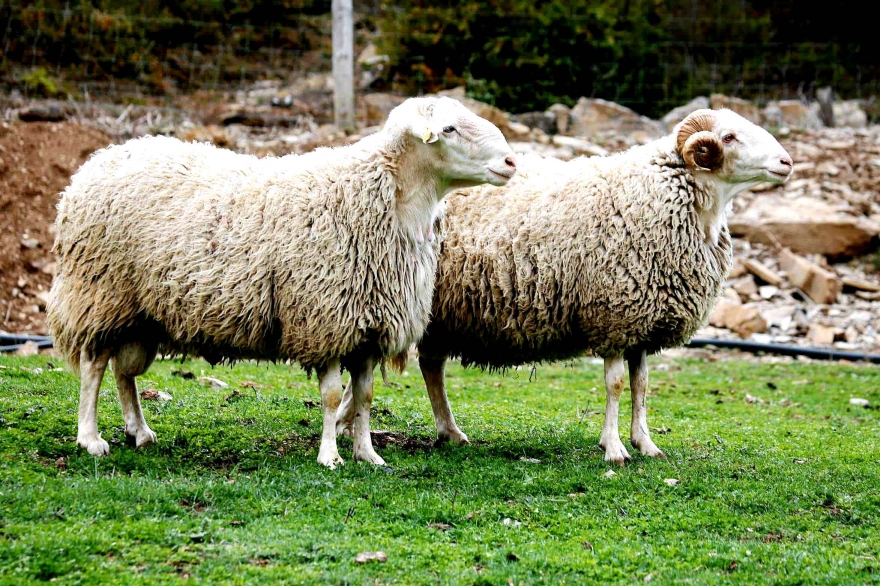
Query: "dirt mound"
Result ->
[[0, 121, 111, 334]]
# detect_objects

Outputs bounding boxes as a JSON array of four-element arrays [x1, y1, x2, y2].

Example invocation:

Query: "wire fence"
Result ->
[[2, 3, 877, 117]]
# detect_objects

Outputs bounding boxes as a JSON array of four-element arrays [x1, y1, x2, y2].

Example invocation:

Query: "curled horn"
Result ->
[[676, 112, 723, 172]]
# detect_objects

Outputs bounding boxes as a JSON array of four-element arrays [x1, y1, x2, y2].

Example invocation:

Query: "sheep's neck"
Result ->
[[695, 177, 758, 246], [391, 147, 446, 245]]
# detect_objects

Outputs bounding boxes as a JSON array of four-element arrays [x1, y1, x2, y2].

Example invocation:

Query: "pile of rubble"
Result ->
[[1, 85, 878, 356]]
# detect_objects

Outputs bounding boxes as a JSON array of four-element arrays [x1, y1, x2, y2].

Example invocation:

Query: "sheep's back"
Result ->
[[421, 154, 731, 367]]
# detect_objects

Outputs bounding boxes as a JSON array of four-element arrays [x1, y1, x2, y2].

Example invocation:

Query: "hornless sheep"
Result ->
[[338, 108, 792, 465], [48, 96, 517, 468]]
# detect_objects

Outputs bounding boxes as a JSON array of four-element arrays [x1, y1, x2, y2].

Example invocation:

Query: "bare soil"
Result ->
[[0, 121, 111, 334]]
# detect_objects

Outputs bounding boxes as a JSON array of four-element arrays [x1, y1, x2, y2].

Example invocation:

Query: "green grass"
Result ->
[[0, 354, 878, 585]]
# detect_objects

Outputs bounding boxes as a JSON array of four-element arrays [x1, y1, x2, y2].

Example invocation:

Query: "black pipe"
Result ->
[[1, 335, 878, 364], [0, 340, 54, 353], [687, 338, 880, 364], [0, 333, 53, 345]]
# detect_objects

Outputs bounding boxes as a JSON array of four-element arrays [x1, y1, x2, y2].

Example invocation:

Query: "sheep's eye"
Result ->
[[723, 133, 736, 144], [442, 126, 456, 134]]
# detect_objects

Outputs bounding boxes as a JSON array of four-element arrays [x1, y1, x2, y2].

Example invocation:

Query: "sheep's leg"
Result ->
[[77, 347, 113, 456], [599, 355, 631, 466], [349, 357, 385, 465], [316, 358, 345, 469], [628, 350, 664, 458], [420, 355, 469, 444], [111, 340, 158, 449], [335, 379, 355, 438]]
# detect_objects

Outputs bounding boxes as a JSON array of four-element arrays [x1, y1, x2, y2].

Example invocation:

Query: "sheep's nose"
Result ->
[[780, 156, 793, 168], [504, 155, 517, 170]]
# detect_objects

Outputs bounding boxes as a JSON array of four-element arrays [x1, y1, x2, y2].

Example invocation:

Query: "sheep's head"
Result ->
[[675, 108, 793, 188], [385, 96, 517, 191]]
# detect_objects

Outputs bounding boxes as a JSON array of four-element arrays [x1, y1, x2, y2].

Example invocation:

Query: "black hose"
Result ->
[[1, 334, 878, 364], [687, 338, 880, 364], [0, 333, 53, 344]]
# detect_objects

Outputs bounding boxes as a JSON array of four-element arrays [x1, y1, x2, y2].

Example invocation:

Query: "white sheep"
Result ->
[[338, 108, 792, 464], [47, 96, 516, 468]]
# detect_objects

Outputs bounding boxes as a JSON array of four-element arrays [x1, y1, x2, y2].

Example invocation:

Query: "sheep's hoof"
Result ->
[[353, 445, 386, 466], [600, 438, 631, 466], [135, 428, 158, 449], [437, 427, 470, 445], [632, 437, 665, 458], [317, 450, 345, 469], [78, 434, 110, 457]]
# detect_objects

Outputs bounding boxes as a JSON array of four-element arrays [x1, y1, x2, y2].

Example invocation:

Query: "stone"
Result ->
[[551, 135, 608, 157], [18, 101, 67, 122], [732, 275, 759, 298], [762, 100, 823, 130], [566, 98, 663, 139], [724, 305, 767, 338], [709, 297, 742, 328], [709, 94, 760, 124], [832, 100, 867, 128], [547, 103, 570, 135], [660, 96, 710, 131], [506, 121, 531, 137], [437, 89, 513, 138], [515, 111, 557, 135], [20, 237, 40, 249], [815, 161, 840, 176], [742, 259, 782, 286], [729, 195, 880, 260], [842, 277, 880, 293], [779, 249, 842, 305], [14, 341, 40, 357], [807, 323, 838, 345], [759, 285, 779, 299], [360, 93, 406, 126], [354, 551, 387, 564]]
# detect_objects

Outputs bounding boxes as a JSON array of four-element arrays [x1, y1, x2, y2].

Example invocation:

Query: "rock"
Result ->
[[437, 89, 513, 138], [199, 376, 229, 389], [547, 103, 571, 135], [176, 125, 231, 147], [710, 94, 760, 124], [724, 305, 767, 338], [759, 285, 779, 299], [20, 237, 40, 249], [849, 397, 870, 408], [506, 121, 531, 138], [779, 249, 842, 305], [355, 551, 387, 564], [709, 297, 742, 328], [832, 100, 867, 128], [551, 135, 608, 157], [842, 277, 880, 293], [732, 275, 758, 298], [34, 291, 50, 309], [763, 305, 796, 331], [742, 259, 782, 286], [18, 101, 67, 122], [807, 323, 839, 345], [762, 100, 823, 130], [815, 161, 840, 176], [661, 96, 710, 131], [359, 93, 406, 126], [729, 195, 880, 260], [14, 341, 40, 356], [515, 111, 557, 135], [566, 98, 663, 139]]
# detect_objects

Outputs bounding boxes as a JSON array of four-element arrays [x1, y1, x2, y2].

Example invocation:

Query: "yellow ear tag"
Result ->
[[421, 128, 433, 143]]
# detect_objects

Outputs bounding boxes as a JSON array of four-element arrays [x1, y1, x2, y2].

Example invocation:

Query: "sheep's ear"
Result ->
[[676, 111, 723, 172], [414, 122, 439, 144]]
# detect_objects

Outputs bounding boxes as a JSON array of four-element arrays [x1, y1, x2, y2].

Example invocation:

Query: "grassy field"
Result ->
[[0, 354, 877, 585]]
